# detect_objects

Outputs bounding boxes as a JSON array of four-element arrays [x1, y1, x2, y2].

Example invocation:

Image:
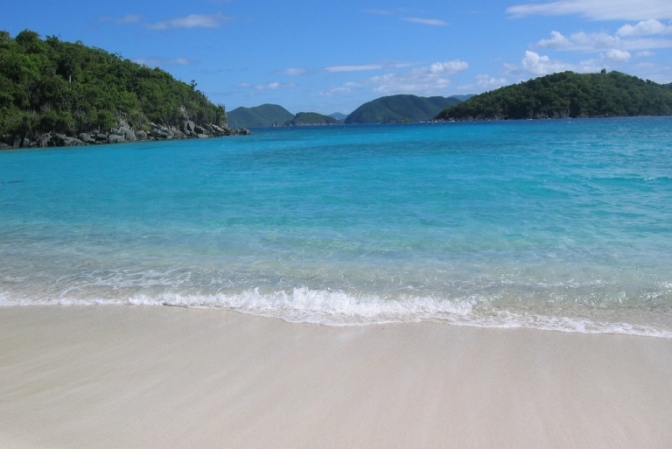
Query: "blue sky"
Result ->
[[2, 0, 671, 115]]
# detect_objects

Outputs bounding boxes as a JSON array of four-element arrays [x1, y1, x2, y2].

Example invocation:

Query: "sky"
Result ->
[[2, 0, 672, 115]]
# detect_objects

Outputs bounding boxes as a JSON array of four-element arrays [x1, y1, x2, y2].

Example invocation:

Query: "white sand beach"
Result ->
[[1, 306, 671, 449]]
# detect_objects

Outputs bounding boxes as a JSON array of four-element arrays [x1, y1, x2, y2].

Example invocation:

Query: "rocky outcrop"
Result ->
[[1, 119, 250, 149]]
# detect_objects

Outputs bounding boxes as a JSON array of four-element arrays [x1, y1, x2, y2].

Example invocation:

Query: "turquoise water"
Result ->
[[2, 117, 672, 336]]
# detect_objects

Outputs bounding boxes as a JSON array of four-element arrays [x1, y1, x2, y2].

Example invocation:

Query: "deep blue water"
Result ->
[[1, 117, 672, 335]]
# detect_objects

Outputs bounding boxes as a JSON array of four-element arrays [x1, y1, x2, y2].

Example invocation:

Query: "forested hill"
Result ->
[[227, 104, 294, 128], [345, 94, 462, 124], [0, 29, 237, 148], [435, 71, 672, 121], [284, 112, 341, 126]]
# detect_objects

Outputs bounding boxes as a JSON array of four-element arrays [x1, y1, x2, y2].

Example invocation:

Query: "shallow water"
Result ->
[[2, 117, 672, 336]]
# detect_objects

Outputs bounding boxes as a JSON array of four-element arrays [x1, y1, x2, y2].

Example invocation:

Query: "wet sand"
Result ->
[[1, 306, 671, 449]]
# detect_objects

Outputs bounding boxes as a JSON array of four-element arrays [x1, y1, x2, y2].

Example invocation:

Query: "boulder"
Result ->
[[196, 134, 209, 139], [78, 133, 94, 144], [183, 121, 196, 135], [194, 125, 208, 135], [107, 134, 125, 144], [0, 142, 11, 150], [136, 130, 148, 140], [122, 128, 136, 141]]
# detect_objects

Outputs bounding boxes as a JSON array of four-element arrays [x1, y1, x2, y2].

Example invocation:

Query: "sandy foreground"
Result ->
[[0, 306, 671, 449]]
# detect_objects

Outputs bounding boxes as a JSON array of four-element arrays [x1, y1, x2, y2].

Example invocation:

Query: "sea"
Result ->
[[1, 117, 672, 337]]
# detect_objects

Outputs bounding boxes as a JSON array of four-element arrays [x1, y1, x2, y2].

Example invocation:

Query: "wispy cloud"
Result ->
[[255, 82, 296, 91], [134, 57, 196, 67], [146, 13, 231, 30], [617, 19, 672, 36], [319, 60, 469, 97], [458, 74, 509, 92], [507, 0, 672, 21], [403, 17, 448, 26], [99, 14, 142, 24], [281, 68, 308, 76], [535, 30, 672, 52], [509, 50, 634, 78], [325, 64, 385, 72]]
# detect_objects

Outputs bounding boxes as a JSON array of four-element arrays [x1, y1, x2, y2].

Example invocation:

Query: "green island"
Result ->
[[227, 104, 295, 128], [284, 112, 341, 126], [435, 70, 672, 121], [345, 94, 462, 124], [0, 30, 248, 149]]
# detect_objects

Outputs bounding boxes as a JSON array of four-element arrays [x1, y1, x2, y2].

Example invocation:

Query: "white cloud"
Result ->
[[637, 50, 655, 56], [134, 57, 195, 67], [403, 17, 448, 26], [458, 74, 509, 92], [535, 30, 672, 52], [537, 31, 573, 49], [521, 51, 574, 75], [317, 60, 469, 97], [255, 82, 295, 91], [507, 0, 672, 21], [146, 13, 231, 30], [536, 31, 622, 51], [370, 60, 469, 94], [603, 49, 631, 62], [282, 68, 307, 76], [617, 19, 672, 36]]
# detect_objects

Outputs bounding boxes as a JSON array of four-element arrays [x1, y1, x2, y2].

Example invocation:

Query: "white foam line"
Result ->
[[2, 288, 671, 339]]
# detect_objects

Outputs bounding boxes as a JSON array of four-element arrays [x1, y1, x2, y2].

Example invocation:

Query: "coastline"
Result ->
[[1, 306, 671, 449]]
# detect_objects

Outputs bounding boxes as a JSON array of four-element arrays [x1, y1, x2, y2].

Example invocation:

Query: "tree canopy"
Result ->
[[345, 95, 462, 124], [435, 71, 672, 121], [0, 29, 226, 143]]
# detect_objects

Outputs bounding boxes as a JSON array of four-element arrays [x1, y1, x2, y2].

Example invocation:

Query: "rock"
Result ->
[[94, 133, 108, 142], [183, 121, 196, 135], [150, 129, 169, 139], [64, 137, 85, 146], [173, 129, 187, 139], [210, 124, 227, 135], [0, 142, 11, 150], [196, 134, 209, 139], [107, 134, 125, 144], [136, 130, 148, 140], [121, 127, 136, 141], [78, 133, 93, 143], [194, 125, 208, 135]]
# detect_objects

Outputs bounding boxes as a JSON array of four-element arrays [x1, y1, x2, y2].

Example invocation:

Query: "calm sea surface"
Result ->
[[2, 117, 672, 336]]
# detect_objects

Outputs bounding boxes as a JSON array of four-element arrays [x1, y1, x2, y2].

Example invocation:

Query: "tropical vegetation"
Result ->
[[344, 94, 462, 124], [435, 71, 672, 121], [0, 29, 226, 146]]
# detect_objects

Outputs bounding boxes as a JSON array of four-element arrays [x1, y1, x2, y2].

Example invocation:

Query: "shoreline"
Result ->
[[1, 306, 671, 449]]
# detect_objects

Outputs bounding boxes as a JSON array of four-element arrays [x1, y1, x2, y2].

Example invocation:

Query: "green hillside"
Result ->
[[227, 104, 294, 128], [284, 112, 341, 126], [0, 29, 228, 145], [329, 112, 348, 121], [344, 94, 462, 124], [436, 71, 672, 121]]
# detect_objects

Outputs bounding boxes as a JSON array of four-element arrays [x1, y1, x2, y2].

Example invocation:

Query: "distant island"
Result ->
[[345, 94, 463, 124], [435, 70, 672, 121], [227, 104, 295, 128], [284, 112, 341, 127], [229, 95, 468, 129], [0, 30, 248, 150]]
